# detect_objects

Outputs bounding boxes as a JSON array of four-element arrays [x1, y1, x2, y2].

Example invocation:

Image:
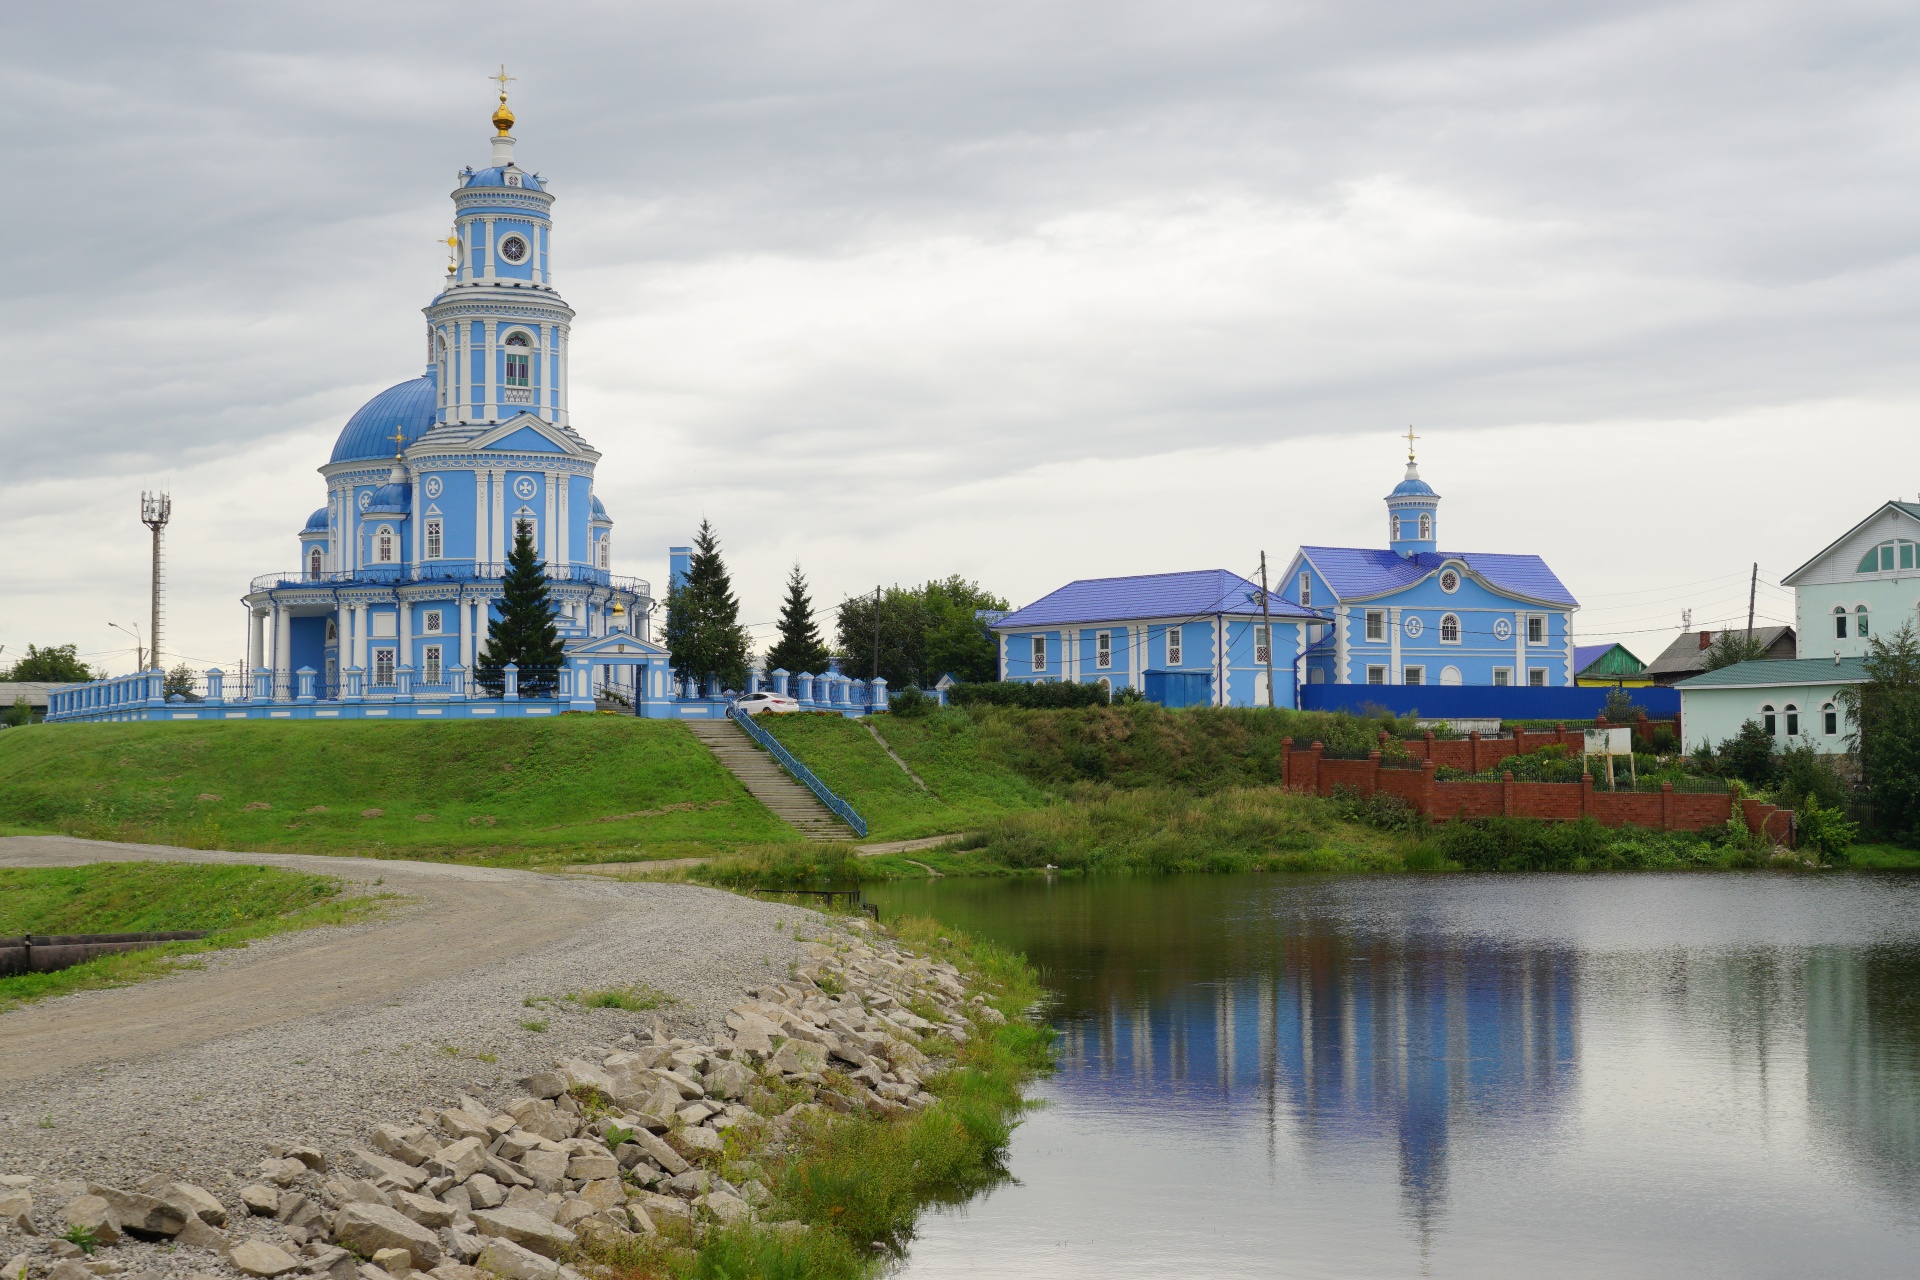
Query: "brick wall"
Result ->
[[1280, 737, 1791, 844], [1391, 716, 1682, 770]]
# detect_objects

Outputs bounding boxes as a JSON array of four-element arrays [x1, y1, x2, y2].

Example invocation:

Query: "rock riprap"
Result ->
[[1, 923, 999, 1280]]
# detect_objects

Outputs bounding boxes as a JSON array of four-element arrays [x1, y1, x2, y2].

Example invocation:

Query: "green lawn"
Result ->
[[1842, 843, 1920, 869], [0, 861, 381, 1008], [0, 718, 802, 863]]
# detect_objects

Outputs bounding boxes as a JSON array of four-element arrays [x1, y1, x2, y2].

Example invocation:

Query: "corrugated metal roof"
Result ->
[[1645, 626, 1795, 676], [1674, 657, 1868, 688], [995, 570, 1325, 629], [1300, 547, 1578, 607], [1574, 642, 1645, 677]]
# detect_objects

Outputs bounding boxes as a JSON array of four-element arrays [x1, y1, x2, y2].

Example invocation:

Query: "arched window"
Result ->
[[1834, 606, 1848, 639], [376, 525, 395, 564], [1440, 613, 1460, 643], [1096, 677, 1112, 696], [1439, 665, 1462, 685], [1824, 702, 1838, 735], [1784, 703, 1799, 736], [308, 547, 322, 580], [1762, 704, 1777, 735], [503, 331, 531, 388], [1419, 512, 1432, 540], [1857, 604, 1870, 637]]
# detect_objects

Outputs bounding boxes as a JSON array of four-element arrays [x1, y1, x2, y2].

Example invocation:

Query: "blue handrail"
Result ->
[[730, 706, 868, 838]]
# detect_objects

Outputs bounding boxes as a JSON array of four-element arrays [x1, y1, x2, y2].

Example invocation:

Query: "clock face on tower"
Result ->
[[499, 235, 528, 263]]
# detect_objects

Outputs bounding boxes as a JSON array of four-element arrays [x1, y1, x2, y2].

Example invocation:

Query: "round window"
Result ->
[[1404, 616, 1424, 638], [1439, 569, 1460, 593], [1493, 618, 1512, 641], [499, 235, 528, 263]]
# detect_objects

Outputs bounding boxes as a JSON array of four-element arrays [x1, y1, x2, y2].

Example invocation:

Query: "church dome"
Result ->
[[1389, 465, 1436, 498], [461, 166, 545, 192], [302, 507, 328, 533], [590, 496, 610, 522], [364, 481, 412, 515], [331, 375, 438, 464]]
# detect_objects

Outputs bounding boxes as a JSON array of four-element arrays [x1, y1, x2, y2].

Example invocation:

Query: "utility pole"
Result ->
[[141, 492, 172, 672], [110, 622, 145, 672], [1259, 551, 1275, 709], [1746, 562, 1757, 641], [872, 585, 881, 682]]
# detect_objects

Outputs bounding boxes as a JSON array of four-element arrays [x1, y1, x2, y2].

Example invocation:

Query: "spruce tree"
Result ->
[[662, 519, 751, 690], [477, 523, 565, 696], [764, 562, 832, 677]]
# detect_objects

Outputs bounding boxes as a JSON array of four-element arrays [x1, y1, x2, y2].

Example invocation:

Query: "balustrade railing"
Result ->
[[730, 705, 868, 837], [250, 564, 650, 595]]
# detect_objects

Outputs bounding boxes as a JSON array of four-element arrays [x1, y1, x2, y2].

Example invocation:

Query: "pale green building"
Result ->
[[1675, 657, 1864, 755], [1784, 500, 1920, 657]]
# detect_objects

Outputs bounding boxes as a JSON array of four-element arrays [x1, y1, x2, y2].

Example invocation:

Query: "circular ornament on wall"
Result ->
[[1493, 618, 1512, 640], [499, 235, 528, 263], [1439, 569, 1460, 593], [1404, 616, 1424, 638], [358, 490, 372, 511], [423, 475, 443, 499], [514, 475, 538, 500]]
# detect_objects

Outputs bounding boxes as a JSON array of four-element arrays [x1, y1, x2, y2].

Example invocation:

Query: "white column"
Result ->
[[410, 470, 422, 568], [399, 598, 412, 673], [459, 596, 472, 668], [250, 609, 266, 669], [492, 470, 505, 563], [1389, 606, 1402, 684], [354, 604, 368, 671], [557, 474, 569, 567], [557, 328, 568, 427], [273, 604, 292, 699], [483, 217, 496, 280], [474, 470, 488, 566], [545, 473, 557, 566], [1335, 606, 1349, 684], [484, 319, 497, 421], [1514, 611, 1526, 681]]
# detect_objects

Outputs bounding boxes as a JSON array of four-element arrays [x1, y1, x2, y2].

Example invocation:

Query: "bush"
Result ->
[[1327, 786, 1423, 833], [949, 681, 1110, 709], [1774, 743, 1848, 812], [1428, 816, 1719, 871], [1649, 727, 1679, 755], [889, 687, 933, 717], [1714, 720, 1781, 789], [1795, 799, 1858, 861]]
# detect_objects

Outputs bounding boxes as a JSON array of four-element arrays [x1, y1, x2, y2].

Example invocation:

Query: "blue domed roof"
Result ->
[[462, 166, 545, 192], [590, 496, 610, 522], [1388, 461, 1437, 499], [332, 375, 437, 464], [302, 507, 328, 533], [365, 482, 412, 515]]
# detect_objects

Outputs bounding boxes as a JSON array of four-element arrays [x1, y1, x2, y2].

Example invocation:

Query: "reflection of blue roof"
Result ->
[[331, 375, 437, 464], [302, 507, 328, 534], [461, 166, 545, 192], [1301, 547, 1578, 608], [995, 570, 1326, 629], [364, 482, 411, 515]]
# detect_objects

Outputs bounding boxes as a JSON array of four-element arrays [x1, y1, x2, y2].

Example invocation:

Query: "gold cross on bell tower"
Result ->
[[490, 65, 517, 136], [1404, 425, 1419, 463], [492, 64, 516, 101]]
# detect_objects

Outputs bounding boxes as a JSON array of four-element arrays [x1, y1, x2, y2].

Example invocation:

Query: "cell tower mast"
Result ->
[[141, 491, 172, 672]]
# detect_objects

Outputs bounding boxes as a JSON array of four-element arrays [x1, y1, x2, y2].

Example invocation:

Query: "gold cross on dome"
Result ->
[[492, 64, 516, 103], [390, 427, 407, 456], [1404, 426, 1419, 462]]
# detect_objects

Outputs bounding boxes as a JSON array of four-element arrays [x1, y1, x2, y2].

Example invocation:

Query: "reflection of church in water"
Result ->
[[1054, 938, 1578, 1228]]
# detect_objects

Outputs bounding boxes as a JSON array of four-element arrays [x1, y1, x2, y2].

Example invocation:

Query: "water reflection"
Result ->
[[866, 874, 1920, 1279]]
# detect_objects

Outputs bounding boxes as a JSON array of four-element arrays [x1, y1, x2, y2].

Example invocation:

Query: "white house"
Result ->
[[1675, 657, 1864, 755], [1784, 500, 1920, 657]]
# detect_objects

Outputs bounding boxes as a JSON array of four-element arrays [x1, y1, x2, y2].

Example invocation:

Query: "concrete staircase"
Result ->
[[684, 719, 854, 841]]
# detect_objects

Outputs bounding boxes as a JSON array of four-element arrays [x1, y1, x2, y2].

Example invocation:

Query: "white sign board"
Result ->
[[1584, 727, 1633, 757]]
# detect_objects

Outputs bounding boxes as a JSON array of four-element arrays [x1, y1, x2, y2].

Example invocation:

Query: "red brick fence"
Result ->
[[1280, 739, 1793, 843], [1391, 714, 1683, 771]]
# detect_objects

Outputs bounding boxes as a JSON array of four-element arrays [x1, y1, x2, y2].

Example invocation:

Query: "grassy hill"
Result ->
[[0, 718, 801, 863]]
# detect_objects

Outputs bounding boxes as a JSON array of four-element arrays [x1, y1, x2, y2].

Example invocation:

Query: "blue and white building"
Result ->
[[989, 570, 1325, 707], [1281, 452, 1579, 689]]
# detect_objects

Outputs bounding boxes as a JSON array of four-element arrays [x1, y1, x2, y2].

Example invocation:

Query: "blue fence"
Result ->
[[1300, 684, 1679, 721], [730, 706, 869, 838], [1143, 670, 1214, 709]]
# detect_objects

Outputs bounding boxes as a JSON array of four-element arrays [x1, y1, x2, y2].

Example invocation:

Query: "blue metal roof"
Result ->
[[1573, 644, 1611, 673], [462, 166, 545, 192], [364, 481, 411, 515], [994, 569, 1326, 629], [590, 496, 610, 521], [1300, 546, 1578, 608], [331, 374, 438, 464], [301, 507, 328, 534]]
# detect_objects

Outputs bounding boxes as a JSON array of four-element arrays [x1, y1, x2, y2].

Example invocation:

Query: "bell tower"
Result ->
[[1385, 429, 1439, 558]]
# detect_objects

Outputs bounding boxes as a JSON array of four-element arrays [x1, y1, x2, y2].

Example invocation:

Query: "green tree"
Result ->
[[163, 663, 200, 701], [1836, 621, 1920, 844], [3, 643, 97, 682], [3, 697, 30, 727], [764, 563, 832, 678], [1704, 630, 1769, 671], [1711, 719, 1781, 789], [476, 523, 566, 697], [662, 520, 751, 690], [835, 576, 1009, 688]]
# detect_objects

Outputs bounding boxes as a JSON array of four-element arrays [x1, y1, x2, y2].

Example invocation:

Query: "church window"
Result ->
[[423, 610, 443, 634], [373, 648, 395, 686], [376, 526, 395, 564], [1253, 625, 1269, 666], [1298, 573, 1311, 607], [1096, 631, 1112, 669], [1307, 668, 1325, 684], [1527, 615, 1545, 644], [1834, 607, 1848, 639], [1857, 605, 1870, 637], [423, 645, 443, 685], [598, 538, 609, 569], [1785, 703, 1799, 736], [1440, 614, 1460, 643], [1367, 665, 1387, 685], [325, 619, 337, 642], [1762, 703, 1777, 735], [1366, 611, 1385, 641], [1493, 667, 1511, 686], [308, 548, 322, 580], [425, 519, 443, 560], [1031, 636, 1047, 671], [499, 235, 528, 263], [1439, 569, 1459, 593], [1403, 666, 1423, 685], [1419, 513, 1432, 540], [1166, 628, 1183, 666], [1824, 703, 1838, 735], [1528, 668, 1547, 687], [516, 517, 536, 547]]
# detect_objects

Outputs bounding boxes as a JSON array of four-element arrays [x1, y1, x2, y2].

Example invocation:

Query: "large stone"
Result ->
[[880, 1036, 929, 1070], [703, 1060, 754, 1100], [349, 1151, 429, 1194], [63, 1195, 122, 1246], [626, 1129, 689, 1176], [467, 1208, 577, 1260], [45, 1262, 92, 1280], [572, 1180, 624, 1213], [665, 1126, 724, 1160], [514, 1150, 567, 1188], [370, 1126, 436, 1168], [258, 1159, 308, 1189], [173, 1214, 229, 1254], [229, 1241, 302, 1278], [159, 1183, 227, 1227], [658, 1071, 705, 1100], [438, 1111, 490, 1143], [428, 1265, 490, 1280], [563, 1154, 617, 1183], [695, 1191, 749, 1226], [473, 1239, 561, 1280], [553, 1059, 615, 1098], [284, 1146, 329, 1173], [426, 1138, 485, 1184], [462, 1175, 506, 1211], [332, 1202, 443, 1269], [388, 1191, 454, 1230], [239, 1185, 279, 1217], [476, 1154, 531, 1191], [769, 1041, 827, 1076], [516, 1073, 566, 1102], [0, 1190, 33, 1234], [729, 1021, 774, 1062], [89, 1187, 187, 1237]]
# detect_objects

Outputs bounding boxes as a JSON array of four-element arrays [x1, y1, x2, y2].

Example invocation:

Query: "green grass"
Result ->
[[1841, 843, 1920, 869], [565, 983, 673, 1012], [0, 719, 802, 864], [0, 861, 381, 1009]]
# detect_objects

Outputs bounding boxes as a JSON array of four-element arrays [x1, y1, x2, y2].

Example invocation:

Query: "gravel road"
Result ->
[[0, 835, 816, 1194]]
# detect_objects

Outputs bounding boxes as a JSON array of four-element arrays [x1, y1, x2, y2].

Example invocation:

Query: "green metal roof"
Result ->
[[1574, 642, 1645, 677], [1674, 657, 1869, 689]]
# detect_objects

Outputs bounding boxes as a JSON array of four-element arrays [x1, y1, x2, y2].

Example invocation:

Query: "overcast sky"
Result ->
[[3, 0, 1915, 676]]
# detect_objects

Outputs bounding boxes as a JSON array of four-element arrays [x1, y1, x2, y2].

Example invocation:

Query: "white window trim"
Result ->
[[1366, 610, 1385, 642], [1526, 614, 1547, 645], [1403, 665, 1425, 686], [1528, 668, 1547, 687], [422, 610, 443, 635], [1298, 572, 1311, 608], [1095, 630, 1112, 669], [1254, 624, 1270, 666], [1439, 613, 1461, 644], [1366, 664, 1388, 685], [1166, 627, 1183, 666], [1493, 666, 1513, 687], [1031, 635, 1047, 672], [422, 644, 443, 684], [372, 647, 397, 686], [1823, 702, 1839, 735], [425, 519, 443, 560]]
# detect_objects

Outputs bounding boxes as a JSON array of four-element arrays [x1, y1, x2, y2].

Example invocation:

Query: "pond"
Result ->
[[863, 872, 1920, 1279]]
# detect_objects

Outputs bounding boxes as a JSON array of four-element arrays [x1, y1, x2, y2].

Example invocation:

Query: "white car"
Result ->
[[735, 691, 801, 715]]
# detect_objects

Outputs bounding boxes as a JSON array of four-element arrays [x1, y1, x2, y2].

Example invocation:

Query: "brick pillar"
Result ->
[[1636, 710, 1651, 750], [1512, 725, 1526, 760], [1661, 782, 1674, 831], [1554, 722, 1567, 750], [1281, 737, 1293, 789], [1421, 759, 1436, 818], [1581, 771, 1594, 817], [1502, 770, 1516, 817], [1310, 741, 1324, 794], [1367, 750, 1382, 795], [1423, 731, 1435, 764], [1468, 730, 1482, 772]]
